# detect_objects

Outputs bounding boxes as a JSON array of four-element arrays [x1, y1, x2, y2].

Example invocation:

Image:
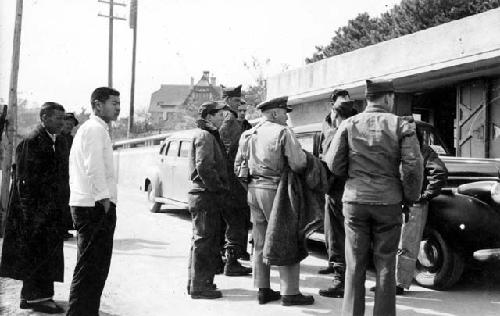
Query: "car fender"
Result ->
[[427, 192, 500, 251]]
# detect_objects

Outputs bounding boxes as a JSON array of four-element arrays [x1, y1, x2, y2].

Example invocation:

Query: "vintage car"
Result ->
[[294, 121, 500, 290], [146, 121, 500, 290]]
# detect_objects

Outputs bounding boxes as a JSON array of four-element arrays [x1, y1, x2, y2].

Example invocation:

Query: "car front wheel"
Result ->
[[147, 181, 163, 213], [414, 227, 464, 290]]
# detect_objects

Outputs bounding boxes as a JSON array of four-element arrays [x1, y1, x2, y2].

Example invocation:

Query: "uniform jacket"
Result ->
[[319, 112, 339, 159], [0, 125, 67, 282], [189, 119, 229, 193], [263, 152, 328, 266], [219, 111, 243, 167], [324, 104, 424, 204], [236, 120, 307, 189], [420, 145, 448, 201]]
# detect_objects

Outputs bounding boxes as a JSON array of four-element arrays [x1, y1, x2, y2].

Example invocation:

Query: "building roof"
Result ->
[[148, 84, 192, 113]]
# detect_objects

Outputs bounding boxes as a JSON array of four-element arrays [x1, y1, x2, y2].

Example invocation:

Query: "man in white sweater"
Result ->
[[66, 87, 120, 316]]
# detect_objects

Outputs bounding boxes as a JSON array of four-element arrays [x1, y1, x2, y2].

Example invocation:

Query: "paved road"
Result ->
[[1, 185, 500, 315]]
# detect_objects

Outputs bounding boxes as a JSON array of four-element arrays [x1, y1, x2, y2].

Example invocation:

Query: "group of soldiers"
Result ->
[[189, 79, 448, 316]]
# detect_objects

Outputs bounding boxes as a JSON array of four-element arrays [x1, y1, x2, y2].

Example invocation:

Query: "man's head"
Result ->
[[330, 89, 350, 109], [61, 113, 78, 135], [40, 102, 66, 134], [199, 101, 227, 129], [257, 96, 291, 126], [365, 79, 395, 111], [334, 100, 357, 120], [237, 100, 247, 120], [222, 85, 243, 112], [90, 87, 121, 123]]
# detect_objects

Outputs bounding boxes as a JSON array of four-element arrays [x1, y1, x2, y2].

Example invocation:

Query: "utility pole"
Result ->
[[128, 0, 138, 137], [1, 0, 23, 236], [98, 0, 126, 88]]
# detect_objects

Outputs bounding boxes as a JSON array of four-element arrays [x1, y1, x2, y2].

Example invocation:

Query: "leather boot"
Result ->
[[281, 293, 314, 306], [319, 268, 345, 298], [258, 288, 281, 304], [224, 249, 252, 276]]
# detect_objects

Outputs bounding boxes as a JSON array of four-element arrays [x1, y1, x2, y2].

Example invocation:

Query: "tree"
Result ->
[[306, 0, 500, 63], [243, 57, 271, 120]]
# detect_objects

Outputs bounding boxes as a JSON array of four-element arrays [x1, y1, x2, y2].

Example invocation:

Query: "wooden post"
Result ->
[[1, 0, 23, 236], [128, 0, 138, 137]]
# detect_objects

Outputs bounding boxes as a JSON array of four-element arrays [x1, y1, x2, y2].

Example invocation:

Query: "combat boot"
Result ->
[[318, 267, 345, 298], [224, 248, 252, 276]]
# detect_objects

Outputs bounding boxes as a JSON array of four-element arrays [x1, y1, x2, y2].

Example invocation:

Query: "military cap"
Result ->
[[64, 112, 79, 125], [198, 101, 227, 115], [330, 89, 349, 102], [256, 96, 292, 113], [365, 79, 394, 97], [222, 84, 242, 98]]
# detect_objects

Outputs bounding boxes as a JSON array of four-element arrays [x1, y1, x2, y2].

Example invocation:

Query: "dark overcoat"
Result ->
[[0, 125, 68, 282]]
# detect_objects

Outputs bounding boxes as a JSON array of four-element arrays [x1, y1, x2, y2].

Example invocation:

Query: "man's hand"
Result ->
[[97, 198, 110, 213]]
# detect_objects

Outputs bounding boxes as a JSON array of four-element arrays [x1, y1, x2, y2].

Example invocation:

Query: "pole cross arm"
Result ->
[[98, 13, 127, 20], [98, 0, 126, 6]]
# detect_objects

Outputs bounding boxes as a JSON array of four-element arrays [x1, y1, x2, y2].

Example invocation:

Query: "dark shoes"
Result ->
[[190, 289, 223, 299], [319, 281, 344, 298], [258, 288, 281, 305], [369, 285, 405, 295], [20, 299, 65, 314], [281, 293, 315, 306], [63, 231, 74, 240], [318, 266, 335, 274], [224, 260, 252, 276]]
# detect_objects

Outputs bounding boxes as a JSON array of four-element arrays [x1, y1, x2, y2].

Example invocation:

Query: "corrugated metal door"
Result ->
[[456, 80, 488, 158]]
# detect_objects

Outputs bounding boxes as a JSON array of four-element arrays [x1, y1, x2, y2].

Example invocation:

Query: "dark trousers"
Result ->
[[221, 190, 249, 256], [324, 195, 346, 273], [67, 203, 116, 316], [342, 203, 402, 316], [21, 277, 54, 302], [188, 192, 222, 291]]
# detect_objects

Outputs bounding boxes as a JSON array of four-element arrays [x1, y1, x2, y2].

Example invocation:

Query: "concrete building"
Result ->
[[148, 71, 222, 126], [266, 8, 500, 158]]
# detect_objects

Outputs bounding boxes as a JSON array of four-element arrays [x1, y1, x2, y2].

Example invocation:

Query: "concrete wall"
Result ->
[[267, 8, 500, 102]]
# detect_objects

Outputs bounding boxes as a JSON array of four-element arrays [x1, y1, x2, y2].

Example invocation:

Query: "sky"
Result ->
[[0, 0, 400, 115]]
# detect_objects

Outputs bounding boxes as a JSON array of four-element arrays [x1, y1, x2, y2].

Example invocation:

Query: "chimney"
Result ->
[[210, 76, 216, 86], [190, 77, 194, 86]]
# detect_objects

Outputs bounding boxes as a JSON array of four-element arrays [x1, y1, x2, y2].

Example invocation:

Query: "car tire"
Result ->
[[415, 227, 465, 290], [147, 180, 163, 213]]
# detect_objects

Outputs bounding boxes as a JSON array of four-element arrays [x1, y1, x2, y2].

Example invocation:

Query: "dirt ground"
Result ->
[[1, 185, 500, 316]]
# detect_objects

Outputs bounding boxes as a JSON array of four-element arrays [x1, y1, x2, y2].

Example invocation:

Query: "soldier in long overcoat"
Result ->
[[0, 102, 67, 314], [218, 85, 252, 276]]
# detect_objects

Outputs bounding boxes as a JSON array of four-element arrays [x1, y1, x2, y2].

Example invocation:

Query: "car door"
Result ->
[[161, 139, 179, 200], [171, 139, 192, 203]]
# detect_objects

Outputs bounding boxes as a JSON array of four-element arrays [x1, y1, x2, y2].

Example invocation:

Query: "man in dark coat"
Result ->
[[0, 102, 67, 314], [218, 85, 252, 276], [61, 112, 79, 238], [187, 101, 230, 299]]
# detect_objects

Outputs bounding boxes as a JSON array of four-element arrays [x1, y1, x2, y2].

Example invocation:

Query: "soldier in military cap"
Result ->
[[235, 96, 314, 306], [324, 79, 423, 316], [237, 99, 253, 132], [187, 101, 229, 299], [218, 85, 252, 276], [318, 90, 357, 298]]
